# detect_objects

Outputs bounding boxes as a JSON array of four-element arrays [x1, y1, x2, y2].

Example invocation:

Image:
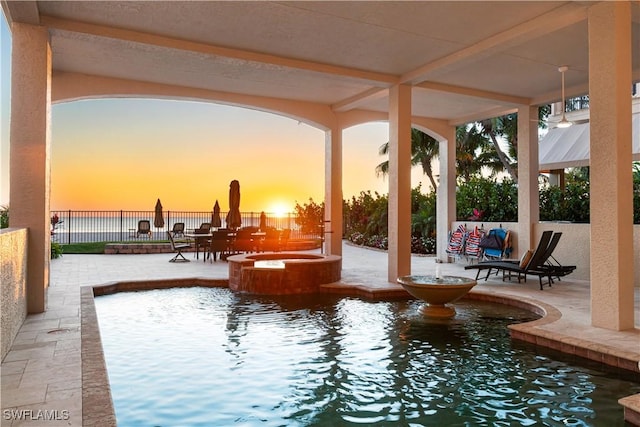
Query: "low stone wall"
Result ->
[[104, 243, 175, 254], [1, 228, 28, 361], [104, 240, 320, 254]]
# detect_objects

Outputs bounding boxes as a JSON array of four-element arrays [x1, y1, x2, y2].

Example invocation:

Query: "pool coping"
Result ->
[[81, 278, 640, 426]]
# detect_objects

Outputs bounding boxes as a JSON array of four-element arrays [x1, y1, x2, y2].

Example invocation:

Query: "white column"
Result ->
[[436, 126, 456, 262], [387, 84, 412, 281], [324, 128, 343, 256], [588, 1, 634, 330], [9, 23, 52, 314], [517, 105, 539, 254]]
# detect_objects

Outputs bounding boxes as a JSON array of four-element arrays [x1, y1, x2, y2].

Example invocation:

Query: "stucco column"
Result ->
[[588, 1, 634, 330], [324, 128, 343, 256], [387, 84, 412, 282], [517, 105, 539, 254], [436, 126, 456, 262], [9, 23, 52, 314]]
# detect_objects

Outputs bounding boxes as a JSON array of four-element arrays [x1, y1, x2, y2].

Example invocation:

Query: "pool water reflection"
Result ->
[[95, 287, 640, 426]]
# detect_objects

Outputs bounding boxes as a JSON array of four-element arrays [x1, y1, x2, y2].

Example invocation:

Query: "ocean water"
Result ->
[[49, 211, 293, 243]]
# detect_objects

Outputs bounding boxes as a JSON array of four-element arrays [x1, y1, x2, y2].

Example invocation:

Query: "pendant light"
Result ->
[[556, 65, 572, 128]]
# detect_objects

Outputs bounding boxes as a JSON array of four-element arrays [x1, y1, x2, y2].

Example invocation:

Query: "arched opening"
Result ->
[[51, 98, 327, 214]]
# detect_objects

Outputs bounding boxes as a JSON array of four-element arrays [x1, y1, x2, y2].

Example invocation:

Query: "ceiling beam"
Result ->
[[331, 87, 388, 112], [531, 82, 590, 106], [400, 3, 588, 85], [40, 15, 399, 86], [1, 0, 39, 25], [415, 81, 530, 105], [448, 106, 519, 127]]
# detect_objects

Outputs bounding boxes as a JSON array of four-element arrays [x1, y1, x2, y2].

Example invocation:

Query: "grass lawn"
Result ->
[[61, 240, 169, 254]]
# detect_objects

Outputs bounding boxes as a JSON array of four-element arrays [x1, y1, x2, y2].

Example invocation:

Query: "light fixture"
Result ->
[[556, 65, 572, 128]]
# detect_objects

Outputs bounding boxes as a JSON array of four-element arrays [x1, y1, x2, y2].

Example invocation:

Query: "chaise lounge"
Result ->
[[464, 230, 574, 290]]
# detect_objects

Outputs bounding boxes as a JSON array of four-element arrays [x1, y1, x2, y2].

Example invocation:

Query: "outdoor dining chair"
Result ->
[[167, 231, 191, 262], [209, 230, 231, 262], [171, 222, 185, 238]]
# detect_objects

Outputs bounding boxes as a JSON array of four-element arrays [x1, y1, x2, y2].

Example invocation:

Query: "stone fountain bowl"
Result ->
[[397, 275, 477, 318]]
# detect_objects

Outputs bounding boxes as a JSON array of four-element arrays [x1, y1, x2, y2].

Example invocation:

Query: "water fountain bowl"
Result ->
[[397, 275, 477, 318]]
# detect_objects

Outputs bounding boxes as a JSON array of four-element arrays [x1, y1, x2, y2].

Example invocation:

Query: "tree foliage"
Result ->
[[293, 198, 324, 234], [376, 129, 440, 191], [0, 205, 8, 229]]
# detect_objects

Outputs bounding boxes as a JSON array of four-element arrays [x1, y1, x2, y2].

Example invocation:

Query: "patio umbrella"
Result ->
[[226, 180, 242, 230], [211, 200, 222, 229], [154, 198, 164, 228], [153, 198, 164, 240], [259, 211, 267, 231]]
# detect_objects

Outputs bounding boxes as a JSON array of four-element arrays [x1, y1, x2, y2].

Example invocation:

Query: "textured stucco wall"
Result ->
[[453, 221, 640, 286], [1, 228, 28, 361]]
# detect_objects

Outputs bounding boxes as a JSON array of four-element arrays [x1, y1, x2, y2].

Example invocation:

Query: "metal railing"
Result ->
[[50, 210, 318, 244]]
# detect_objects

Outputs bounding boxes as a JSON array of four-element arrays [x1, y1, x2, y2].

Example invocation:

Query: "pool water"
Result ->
[[95, 287, 640, 426]]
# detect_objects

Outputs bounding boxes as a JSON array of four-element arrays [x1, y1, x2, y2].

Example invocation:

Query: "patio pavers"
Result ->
[[1, 243, 639, 426]]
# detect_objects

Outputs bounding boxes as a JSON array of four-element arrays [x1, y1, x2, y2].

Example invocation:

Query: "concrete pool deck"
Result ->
[[1, 242, 639, 426]]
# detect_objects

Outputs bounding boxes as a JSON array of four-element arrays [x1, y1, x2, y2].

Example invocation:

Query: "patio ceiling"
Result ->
[[3, 1, 640, 125]]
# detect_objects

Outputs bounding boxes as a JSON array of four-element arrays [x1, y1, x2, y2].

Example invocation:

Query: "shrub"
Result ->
[[294, 198, 324, 234], [456, 177, 517, 222], [51, 242, 63, 259], [0, 205, 8, 229]]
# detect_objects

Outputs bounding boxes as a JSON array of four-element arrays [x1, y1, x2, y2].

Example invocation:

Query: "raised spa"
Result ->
[[227, 252, 341, 294]]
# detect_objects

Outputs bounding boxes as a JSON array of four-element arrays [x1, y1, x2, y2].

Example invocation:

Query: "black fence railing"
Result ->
[[564, 95, 589, 113], [50, 210, 316, 244]]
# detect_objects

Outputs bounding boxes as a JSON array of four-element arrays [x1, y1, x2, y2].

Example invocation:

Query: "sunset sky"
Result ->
[[1, 14, 430, 214]]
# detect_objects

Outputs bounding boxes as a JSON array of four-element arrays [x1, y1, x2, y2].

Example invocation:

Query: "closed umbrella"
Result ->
[[154, 198, 164, 239], [211, 200, 222, 229], [259, 211, 267, 231], [225, 180, 242, 230]]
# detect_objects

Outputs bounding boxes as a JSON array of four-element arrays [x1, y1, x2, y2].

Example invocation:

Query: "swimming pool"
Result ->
[[95, 287, 640, 426]]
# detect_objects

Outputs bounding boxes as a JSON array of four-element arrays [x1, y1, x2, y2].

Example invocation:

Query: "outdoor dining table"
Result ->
[[184, 232, 212, 261]]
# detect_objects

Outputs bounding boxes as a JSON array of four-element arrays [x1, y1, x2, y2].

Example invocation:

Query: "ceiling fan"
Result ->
[[556, 65, 573, 128]]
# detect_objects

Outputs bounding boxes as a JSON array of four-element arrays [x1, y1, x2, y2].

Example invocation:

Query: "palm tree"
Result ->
[[479, 116, 518, 182], [456, 124, 501, 182], [477, 105, 551, 183], [376, 128, 440, 192]]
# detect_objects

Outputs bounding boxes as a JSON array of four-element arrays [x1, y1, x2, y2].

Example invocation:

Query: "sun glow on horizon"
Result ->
[[267, 202, 293, 218]]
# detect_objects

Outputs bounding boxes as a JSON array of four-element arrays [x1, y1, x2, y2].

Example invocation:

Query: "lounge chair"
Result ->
[[480, 227, 512, 260], [167, 231, 191, 262], [446, 224, 467, 261], [136, 220, 152, 239], [464, 226, 484, 262], [529, 232, 576, 282], [464, 230, 555, 290]]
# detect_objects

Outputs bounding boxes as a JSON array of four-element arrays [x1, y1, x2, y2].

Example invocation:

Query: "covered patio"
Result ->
[[1, 244, 639, 425], [1, 1, 639, 424]]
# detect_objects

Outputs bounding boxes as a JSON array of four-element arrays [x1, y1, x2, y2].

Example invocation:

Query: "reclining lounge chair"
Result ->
[[136, 219, 152, 239], [464, 230, 557, 290], [531, 232, 576, 282]]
